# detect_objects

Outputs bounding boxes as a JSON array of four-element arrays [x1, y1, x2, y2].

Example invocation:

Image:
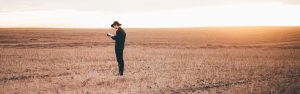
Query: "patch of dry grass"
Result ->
[[0, 27, 299, 93]]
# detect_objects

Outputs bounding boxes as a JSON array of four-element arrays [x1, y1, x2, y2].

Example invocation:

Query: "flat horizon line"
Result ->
[[1, 26, 300, 29]]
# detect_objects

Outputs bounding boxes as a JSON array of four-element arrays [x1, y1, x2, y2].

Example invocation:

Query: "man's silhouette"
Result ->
[[107, 21, 126, 76]]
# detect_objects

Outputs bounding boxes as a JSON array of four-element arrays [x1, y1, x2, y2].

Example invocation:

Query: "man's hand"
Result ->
[[107, 33, 114, 37]]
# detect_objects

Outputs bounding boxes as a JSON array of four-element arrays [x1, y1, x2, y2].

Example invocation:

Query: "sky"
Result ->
[[0, 0, 300, 28]]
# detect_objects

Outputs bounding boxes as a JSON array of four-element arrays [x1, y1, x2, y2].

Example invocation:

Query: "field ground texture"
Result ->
[[0, 27, 299, 94]]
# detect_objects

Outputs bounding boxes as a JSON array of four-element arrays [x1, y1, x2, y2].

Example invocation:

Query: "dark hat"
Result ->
[[111, 21, 122, 27]]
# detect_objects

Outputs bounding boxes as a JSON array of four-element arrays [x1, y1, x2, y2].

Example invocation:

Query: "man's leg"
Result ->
[[116, 49, 124, 76]]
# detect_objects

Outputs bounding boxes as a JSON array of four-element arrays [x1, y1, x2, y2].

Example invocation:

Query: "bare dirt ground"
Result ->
[[0, 27, 299, 94]]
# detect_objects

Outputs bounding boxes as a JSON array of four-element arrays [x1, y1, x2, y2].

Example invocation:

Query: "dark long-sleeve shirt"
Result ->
[[111, 27, 126, 49]]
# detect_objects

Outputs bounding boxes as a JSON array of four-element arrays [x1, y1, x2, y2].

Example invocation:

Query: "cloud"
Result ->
[[283, 0, 300, 5], [1, 1, 299, 28], [1, 0, 300, 28], [1, 0, 299, 13]]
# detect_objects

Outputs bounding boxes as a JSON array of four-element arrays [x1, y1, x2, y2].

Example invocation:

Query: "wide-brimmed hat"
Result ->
[[111, 21, 122, 27]]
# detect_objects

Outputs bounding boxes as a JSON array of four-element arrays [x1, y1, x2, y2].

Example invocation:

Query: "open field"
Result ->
[[0, 27, 300, 94]]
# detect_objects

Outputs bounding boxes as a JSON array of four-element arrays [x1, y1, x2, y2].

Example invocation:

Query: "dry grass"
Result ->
[[0, 27, 299, 94]]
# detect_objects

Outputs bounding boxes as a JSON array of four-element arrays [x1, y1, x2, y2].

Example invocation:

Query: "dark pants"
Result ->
[[115, 48, 124, 75]]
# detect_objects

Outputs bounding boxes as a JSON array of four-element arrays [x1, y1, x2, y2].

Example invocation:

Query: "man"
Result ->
[[107, 21, 126, 76]]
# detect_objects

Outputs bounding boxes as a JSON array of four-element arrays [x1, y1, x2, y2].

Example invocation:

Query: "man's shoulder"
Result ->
[[118, 28, 126, 34], [119, 28, 125, 31]]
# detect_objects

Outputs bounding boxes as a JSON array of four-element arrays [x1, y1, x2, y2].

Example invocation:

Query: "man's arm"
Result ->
[[110, 35, 116, 40], [110, 30, 120, 40], [107, 33, 115, 40]]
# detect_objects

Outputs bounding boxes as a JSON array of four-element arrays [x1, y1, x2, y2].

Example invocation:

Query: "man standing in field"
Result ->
[[107, 21, 126, 76]]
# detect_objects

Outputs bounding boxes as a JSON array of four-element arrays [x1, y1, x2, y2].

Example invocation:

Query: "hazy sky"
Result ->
[[0, 0, 300, 28]]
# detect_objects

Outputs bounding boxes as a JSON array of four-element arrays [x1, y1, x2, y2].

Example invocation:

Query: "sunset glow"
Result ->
[[0, 0, 300, 28]]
